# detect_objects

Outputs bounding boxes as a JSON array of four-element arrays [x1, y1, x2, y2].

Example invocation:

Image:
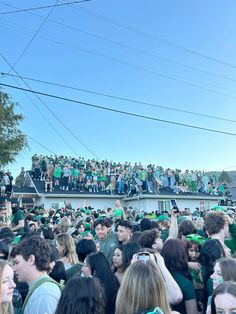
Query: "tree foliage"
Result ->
[[219, 170, 232, 183], [0, 89, 27, 167]]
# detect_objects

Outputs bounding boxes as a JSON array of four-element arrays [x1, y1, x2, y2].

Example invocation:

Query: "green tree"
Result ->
[[219, 170, 232, 183], [0, 89, 27, 168]]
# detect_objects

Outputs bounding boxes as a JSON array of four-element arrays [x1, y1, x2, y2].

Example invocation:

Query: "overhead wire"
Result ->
[[0, 53, 100, 159], [1, 2, 236, 84], [0, 0, 91, 15], [68, 3, 236, 70], [7, 0, 59, 74], [2, 72, 236, 124], [1, 81, 236, 138], [1, 1, 82, 157], [0, 19, 235, 99], [28, 135, 57, 155]]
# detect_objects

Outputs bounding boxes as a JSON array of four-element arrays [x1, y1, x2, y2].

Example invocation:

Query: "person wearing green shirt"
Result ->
[[94, 219, 118, 267], [11, 203, 25, 234]]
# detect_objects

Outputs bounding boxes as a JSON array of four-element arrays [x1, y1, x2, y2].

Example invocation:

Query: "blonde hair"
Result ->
[[0, 260, 14, 314], [58, 216, 71, 234], [115, 260, 171, 314], [56, 233, 78, 266]]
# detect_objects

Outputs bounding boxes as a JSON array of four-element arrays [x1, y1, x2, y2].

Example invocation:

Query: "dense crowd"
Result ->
[[0, 199, 235, 313], [27, 154, 230, 197]]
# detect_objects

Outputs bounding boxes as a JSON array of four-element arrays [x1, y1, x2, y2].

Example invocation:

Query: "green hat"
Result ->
[[157, 215, 169, 221], [177, 216, 190, 224], [35, 215, 42, 221], [211, 206, 225, 212]]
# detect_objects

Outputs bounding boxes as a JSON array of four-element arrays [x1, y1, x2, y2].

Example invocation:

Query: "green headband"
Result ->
[[186, 234, 205, 245]]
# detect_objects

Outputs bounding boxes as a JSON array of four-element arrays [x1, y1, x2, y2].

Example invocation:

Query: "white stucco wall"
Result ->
[[35, 194, 221, 213]]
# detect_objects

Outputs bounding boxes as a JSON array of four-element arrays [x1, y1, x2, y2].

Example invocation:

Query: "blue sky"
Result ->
[[1, 0, 236, 178]]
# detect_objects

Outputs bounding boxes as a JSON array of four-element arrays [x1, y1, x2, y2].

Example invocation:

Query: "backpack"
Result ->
[[20, 276, 63, 314]]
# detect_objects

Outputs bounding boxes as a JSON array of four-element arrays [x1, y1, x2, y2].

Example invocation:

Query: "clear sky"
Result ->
[[1, 0, 236, 178]]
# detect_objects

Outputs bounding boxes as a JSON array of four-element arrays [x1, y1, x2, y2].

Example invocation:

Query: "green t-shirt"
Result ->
[[12, 210, 25, 234], [96, 233, 119, 267], [172, 272, 196, 314], [66, 262, 83, 282], [225, 224, 236, 255]]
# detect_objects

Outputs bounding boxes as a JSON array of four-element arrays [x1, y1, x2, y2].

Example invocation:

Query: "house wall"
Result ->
[[35, 194, 220, 213]]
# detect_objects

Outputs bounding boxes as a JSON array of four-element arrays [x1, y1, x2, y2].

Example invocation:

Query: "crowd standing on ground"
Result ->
[[0, 194, 235, 313]]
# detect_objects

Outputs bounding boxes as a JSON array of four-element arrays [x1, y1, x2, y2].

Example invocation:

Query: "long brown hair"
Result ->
[[56, 233, 78, 265], [115, 260, 171, 314]]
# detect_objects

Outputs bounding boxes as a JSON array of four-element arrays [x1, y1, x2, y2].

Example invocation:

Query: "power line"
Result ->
[[1, 81, 236, 138], [69, 3, 236, 70], [1, 2, 236, 84], [28, 135, 57, 155], [1, 20, 235, 99], [1, 16, 236, 97], [2, 72, 236, 124], [8, 0, 59, 74], [0, 53, 100, 159], [0, 0, 91, 15]]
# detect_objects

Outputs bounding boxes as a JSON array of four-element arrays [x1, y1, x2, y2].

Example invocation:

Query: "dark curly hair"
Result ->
[[138, 229, 159, 249], [11, 235, 51, 272], [179, 220, 197, 236]]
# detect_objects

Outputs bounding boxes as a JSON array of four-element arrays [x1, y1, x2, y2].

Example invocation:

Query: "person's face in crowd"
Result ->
[[115, 201, 121, 208], [13, 255, 31, 283], [77, 224, 85, 234], [82, 258, 92, 277], [113, 248, 123, 268], [1, 265, 16, 303], [214, 292, 236, 314], [56, 241, 64, 257], [188, 244, 200, 262], [95, 224, 107, 240], [117, 226, 131, 244], [152, 237, 163, 253], [211, 262, 223, 289]]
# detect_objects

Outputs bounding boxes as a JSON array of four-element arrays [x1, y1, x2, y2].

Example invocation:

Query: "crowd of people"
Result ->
[[0, 198, 235, 313], [26, 154, 230, 197]]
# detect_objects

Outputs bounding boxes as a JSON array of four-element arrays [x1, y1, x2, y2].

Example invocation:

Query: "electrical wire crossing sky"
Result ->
[[1, 0, 236, 176]]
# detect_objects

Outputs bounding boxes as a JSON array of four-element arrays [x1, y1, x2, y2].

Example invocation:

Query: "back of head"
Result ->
[[116, 260, 171, 314], [55, 276, 105, 314], [76, 239, 96, 262], [205, 211, 227, 236], [122, 242, 141, 270], [200, 239, 226, 286], [161, 239, 188, 275], [140, 218, 152, 232], [138, 229, 158, 249]]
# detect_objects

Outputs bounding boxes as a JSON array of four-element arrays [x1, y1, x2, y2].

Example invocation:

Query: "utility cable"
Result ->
[[69, 3, 236, 70], [8, 0, 59, 74], [0, 53, 100, 159], [0, 0, 91, 15], [2, 72, 236, 124], [1, 2, 236, 83], [28, 135, 57, 155], [1, 19, 235, 98], [1, 81, 236, 138]]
